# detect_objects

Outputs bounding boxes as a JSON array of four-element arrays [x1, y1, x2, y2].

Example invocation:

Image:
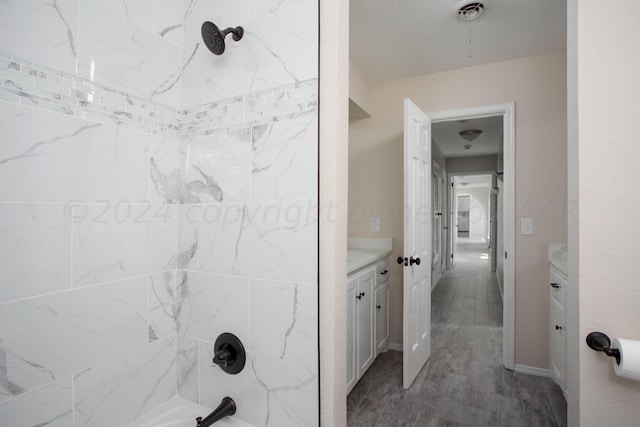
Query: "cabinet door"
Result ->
[[346, 275, 358, 393], [375, 283, 390, 355], [357, 268, 375, 376], [549, 297, 566, 388]]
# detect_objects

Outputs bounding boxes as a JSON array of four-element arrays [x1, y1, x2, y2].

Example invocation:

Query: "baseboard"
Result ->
[[514, 364, 551, 378], [389, 342, 402, 352]]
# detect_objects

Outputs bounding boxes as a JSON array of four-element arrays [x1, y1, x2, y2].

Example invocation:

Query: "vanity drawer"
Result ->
[[550, 268, 565, 304]]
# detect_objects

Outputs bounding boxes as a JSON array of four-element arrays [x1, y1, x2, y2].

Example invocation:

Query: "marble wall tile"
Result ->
[[0, 277, 148, 404], [0, 102, 149, 203], [251, 111, 318, 201], [153, 0, 185, 46], [0, 0, 78, 74], [78, 1, 182, 108], [177, 334, 198, 403], [176, 271, 249, 346], [178, 205, 199, 269], [90, 0, 154, 31], [0, 203, 71, 303], [73, 335, 177, 427], [199, 343, 317, 427], [250, 280, 317, 364], [183, 0, 256, 47], [180, 128, 252, 203], [148, 271, 177, 342], [149, 135, 180, 204], [202, 2, 318, 103], [0, 377, 73, 427], [180, 43, 206, 110], [256, 0, 314, 19], [72, 203, 178, 287], [198, 200, 318, 282]]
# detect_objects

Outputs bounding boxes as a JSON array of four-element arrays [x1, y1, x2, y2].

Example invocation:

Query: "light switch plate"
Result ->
[[371, 216, 381, 232], [521, 218, 534, 235]]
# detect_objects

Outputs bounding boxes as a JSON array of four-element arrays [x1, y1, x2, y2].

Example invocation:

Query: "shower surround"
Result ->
[[0, 1, 319, 426]]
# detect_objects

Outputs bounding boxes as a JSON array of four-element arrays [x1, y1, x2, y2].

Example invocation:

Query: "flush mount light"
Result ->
[[464, 144, 472, 150], [457, 2, 485, 21], [459, 129, 483, 142]]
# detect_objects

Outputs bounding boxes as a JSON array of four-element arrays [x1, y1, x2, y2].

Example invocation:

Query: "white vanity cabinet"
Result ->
[[346, 252, 392, 394], [346, 266, 375, 393], [549, 265, 567, 397], [375, 258, 390, 355]]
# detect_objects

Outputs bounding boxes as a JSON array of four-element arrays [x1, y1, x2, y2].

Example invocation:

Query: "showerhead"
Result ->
[[201, 21, 244, 55]]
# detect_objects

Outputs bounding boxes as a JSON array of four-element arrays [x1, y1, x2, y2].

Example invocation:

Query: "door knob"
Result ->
[[376, 305, 381, 310], [550, 283, 560, 288], [555, 325, 563, 330], [410, 257, 421, 266], [356, 294, 362, 300], [380, 270, 389, 275]]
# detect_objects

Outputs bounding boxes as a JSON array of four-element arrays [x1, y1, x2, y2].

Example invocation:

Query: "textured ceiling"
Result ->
[[350, 0, 567, 83], [433, 116, 502, 158]]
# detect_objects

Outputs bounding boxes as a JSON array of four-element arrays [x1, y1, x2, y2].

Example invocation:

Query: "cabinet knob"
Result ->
[[410, 257, 421, 266], [555, 325, 563, 330], [376, 305, 381, 310], [550, 283, 560, 288]]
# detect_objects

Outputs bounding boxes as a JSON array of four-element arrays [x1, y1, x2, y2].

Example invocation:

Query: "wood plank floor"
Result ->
[[347, 239, 567, 426]]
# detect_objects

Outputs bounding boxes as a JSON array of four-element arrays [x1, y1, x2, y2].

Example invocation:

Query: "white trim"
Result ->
[[428, 102, 516, 371], [389, 342, 403, 352], [514, 364, 551, 378]]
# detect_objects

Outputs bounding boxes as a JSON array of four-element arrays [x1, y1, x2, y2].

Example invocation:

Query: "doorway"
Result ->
[[429, 103, 515, 370]]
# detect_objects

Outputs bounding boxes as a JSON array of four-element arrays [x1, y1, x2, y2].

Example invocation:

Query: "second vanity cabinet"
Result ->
[[346, 255, 391, 394], [549, 264, 567, 398]]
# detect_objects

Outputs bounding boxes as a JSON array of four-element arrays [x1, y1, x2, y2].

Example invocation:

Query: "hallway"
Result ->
[[347, 239, 567, 426]]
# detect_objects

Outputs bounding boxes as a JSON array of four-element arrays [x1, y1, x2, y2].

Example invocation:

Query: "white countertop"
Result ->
[[347, 248, 393, 274], [347, 237, 393, 274], [548, 244, 568, 275]]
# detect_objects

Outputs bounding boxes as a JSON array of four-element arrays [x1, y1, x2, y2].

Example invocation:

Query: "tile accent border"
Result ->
[[0, 51, 318, 139]]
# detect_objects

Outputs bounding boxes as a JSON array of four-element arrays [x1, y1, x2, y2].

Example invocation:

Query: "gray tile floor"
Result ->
[[347, 239, 567, 426]]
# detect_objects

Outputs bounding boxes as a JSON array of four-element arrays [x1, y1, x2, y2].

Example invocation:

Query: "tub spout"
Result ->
[[195, 397, 236, 427]]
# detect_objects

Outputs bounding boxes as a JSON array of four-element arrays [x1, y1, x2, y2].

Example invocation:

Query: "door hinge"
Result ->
[[505, 251, 508, 259]]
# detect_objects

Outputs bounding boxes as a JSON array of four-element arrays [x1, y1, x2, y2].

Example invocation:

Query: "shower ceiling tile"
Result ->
[[0, 0, 78, 75], [77, 0, 182, 108], [0, 277, 148, 404], [202, 1, 318, 103], [0, 102, 149, 203], [72, 204, 178, 287], [0, 203, 72, 303]]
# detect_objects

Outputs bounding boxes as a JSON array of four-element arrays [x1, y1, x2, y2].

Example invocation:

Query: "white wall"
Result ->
[[568, 0, 640, 425]]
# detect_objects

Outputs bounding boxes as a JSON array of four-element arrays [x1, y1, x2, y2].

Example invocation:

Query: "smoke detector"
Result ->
[[457, 2, 485, 21]]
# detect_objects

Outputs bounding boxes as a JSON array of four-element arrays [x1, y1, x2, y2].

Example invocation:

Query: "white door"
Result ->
[[448, 176, 456, 268], [402, 99, 432, 389]]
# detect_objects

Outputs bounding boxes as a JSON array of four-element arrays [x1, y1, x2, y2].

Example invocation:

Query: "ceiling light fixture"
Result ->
[[459, 129, 483, 142], [457, 2, 485, 21]]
